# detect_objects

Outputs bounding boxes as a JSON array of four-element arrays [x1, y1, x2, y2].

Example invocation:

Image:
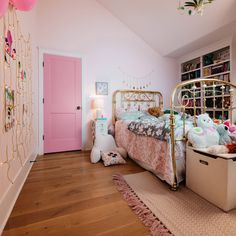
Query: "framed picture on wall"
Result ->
[[95, 82, 108, 95]]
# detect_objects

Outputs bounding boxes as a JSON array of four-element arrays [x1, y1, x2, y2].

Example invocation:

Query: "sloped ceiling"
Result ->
[[97, 0, 236, 58]]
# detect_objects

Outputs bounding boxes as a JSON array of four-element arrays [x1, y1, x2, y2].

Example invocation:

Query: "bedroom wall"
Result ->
[[36, 0, 179, 149], [0, 7, 38, 234]]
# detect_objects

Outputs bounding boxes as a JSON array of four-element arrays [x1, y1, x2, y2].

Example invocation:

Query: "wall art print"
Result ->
[[96, 82, 108, 95], [5, 86, 15, 132]]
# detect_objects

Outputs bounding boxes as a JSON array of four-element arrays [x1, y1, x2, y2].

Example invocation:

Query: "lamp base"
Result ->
[[96, 109, 102, 119]]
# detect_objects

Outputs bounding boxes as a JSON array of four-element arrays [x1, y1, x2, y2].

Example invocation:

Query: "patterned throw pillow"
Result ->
[[101, 151, 126, 167]]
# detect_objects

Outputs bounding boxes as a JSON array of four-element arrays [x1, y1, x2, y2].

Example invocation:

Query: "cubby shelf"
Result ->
[[180, 45, 232, 119], [205, 71, 230, 78], [202, 59, 230, 69], [181, 68, 201, 75], [182, 95, 231, 101]]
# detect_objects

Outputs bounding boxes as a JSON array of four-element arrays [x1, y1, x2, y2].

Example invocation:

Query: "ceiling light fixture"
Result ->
[[178, 0, 215, 16]]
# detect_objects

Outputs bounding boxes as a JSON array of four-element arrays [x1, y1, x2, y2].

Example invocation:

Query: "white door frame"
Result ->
[[38, 47, 86, 155]]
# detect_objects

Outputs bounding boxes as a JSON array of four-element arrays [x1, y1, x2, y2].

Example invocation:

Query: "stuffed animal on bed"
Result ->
[[188, 113, 219, 148], [90, 134, 127, 163], [147, 107, 163, 117]]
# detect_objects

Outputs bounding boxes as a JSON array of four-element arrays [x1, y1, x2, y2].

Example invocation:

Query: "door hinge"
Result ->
[[43, 135, 44, 140], [43, 98, 44, 104], [43, 61, 44, 67]]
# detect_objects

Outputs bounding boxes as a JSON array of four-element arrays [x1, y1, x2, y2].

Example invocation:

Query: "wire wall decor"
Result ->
[[0, 7, 33, 184]]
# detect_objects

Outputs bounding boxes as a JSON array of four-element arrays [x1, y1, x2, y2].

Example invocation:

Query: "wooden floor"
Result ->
[[3, 151, 149, 236]]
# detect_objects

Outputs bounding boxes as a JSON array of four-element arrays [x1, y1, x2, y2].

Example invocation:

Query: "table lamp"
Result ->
[[93, 97, 104, 119]]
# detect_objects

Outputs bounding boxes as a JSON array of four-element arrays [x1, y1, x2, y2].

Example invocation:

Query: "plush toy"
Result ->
[[226, 142, 236, 153], [188, 113, 219, 148], [147, 107, 163, 117], [224, 120, 230, 128], [206, 142, 236, 155], [217, 124, 232, 145], [90, 134, 127, 163], [224, 120, 236, 133], [213, 118, 221, 125], [206, 145, 229, 155]]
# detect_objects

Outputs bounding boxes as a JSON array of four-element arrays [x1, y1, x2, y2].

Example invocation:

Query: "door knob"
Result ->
[[77, 106, 81, 110]]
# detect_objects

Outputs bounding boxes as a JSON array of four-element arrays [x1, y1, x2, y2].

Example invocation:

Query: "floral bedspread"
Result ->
[[115, 120, 186, 185], [128, 114, 193, 141]]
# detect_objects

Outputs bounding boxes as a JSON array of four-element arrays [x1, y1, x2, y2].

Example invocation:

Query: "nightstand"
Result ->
[[92, 118, 108, 143]]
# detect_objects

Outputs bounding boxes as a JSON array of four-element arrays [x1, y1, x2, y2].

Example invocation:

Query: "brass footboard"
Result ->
[[170, 78, 236, 190]]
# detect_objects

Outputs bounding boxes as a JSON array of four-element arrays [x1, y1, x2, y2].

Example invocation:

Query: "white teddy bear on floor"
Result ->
[[90, 134, 127, 163]]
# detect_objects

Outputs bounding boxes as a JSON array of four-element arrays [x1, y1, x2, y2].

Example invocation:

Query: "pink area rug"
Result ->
[[113, 171, 236, 236]]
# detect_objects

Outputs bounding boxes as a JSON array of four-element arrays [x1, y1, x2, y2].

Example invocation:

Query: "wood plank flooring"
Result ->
[[3, 151, 149, 236]]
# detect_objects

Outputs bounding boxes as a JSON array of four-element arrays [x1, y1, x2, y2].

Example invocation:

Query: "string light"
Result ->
[[118, 67, 154, 90], [0, 7, 34, 184]]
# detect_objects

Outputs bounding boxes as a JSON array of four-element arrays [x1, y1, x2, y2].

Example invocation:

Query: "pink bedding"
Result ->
[[115, 120, 185, 185]]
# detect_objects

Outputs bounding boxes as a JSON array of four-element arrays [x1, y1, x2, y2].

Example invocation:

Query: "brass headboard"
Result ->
[[112, 90, 163, 124]]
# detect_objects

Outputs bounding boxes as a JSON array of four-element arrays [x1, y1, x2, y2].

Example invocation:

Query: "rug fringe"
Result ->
[[113, 174, 172, 236]]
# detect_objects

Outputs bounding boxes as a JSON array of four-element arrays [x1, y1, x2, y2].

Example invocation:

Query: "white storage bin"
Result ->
[[186, 144, 236, 212]]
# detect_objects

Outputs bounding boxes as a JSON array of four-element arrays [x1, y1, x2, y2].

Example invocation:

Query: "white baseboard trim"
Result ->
[[0, 153, 37, 235]]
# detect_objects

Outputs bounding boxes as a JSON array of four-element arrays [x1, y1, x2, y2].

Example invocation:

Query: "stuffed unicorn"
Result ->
[[188, 113, 219, 148]]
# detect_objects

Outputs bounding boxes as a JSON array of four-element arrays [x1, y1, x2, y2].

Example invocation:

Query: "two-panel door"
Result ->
[[44, 54, 82, 153]]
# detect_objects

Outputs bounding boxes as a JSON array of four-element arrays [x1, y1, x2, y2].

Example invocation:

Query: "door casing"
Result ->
[[38, 48, 86, 155]]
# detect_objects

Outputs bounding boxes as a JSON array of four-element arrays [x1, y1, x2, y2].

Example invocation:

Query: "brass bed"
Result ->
[[113, 78, 236, 190]]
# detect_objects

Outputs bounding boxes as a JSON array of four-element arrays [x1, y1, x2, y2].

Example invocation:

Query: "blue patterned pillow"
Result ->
[[139, 114, 159, 122], [117, 111, 147, 121]]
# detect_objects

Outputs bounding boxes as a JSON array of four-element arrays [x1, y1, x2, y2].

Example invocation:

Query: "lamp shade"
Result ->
[[93, 98, 104, 109]]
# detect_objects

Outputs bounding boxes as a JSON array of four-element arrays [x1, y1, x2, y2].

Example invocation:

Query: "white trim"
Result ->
[[38, 48, 86, 155], [0, 153, 37, 234]]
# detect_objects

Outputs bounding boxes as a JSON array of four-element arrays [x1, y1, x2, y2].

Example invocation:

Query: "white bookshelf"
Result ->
[[179, 41, 234, 120]]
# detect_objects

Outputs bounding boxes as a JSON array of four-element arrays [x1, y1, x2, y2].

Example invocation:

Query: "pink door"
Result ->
[[44, 54, 82, 153]]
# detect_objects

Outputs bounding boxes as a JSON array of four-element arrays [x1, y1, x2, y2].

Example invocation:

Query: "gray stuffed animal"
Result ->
[[217, 124, 232, 145]]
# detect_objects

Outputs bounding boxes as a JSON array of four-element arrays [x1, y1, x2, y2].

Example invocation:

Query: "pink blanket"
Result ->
[[115, 120, 185, 185]]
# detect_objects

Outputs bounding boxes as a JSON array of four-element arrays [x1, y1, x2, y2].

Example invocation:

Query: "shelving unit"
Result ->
[[180, 45, 232, 120], [181, 57, 201, 81]]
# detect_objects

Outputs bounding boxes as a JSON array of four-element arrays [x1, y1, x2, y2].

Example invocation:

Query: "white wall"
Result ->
[[36, 0, 178, 149], [1, 1, 178, 232]]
